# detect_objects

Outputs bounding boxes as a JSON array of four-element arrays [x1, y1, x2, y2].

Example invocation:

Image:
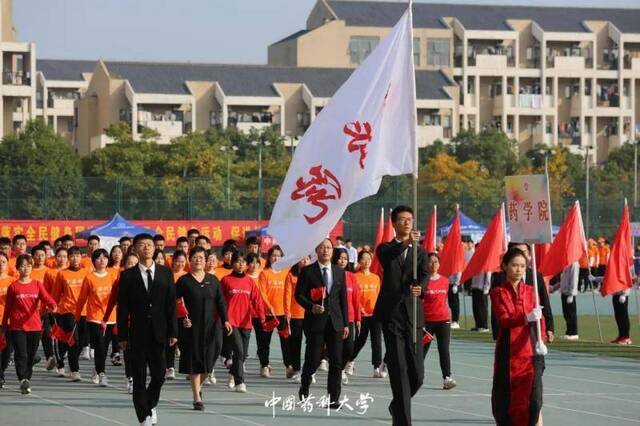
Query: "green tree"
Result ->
[[0, 119, 82, 219], [451, 129, 521, 179]]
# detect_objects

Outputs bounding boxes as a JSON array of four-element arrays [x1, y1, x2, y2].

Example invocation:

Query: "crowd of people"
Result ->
[[0, 209, 637, 425]]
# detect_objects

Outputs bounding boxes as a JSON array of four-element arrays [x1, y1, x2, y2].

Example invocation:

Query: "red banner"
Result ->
[[0, 219, 344, 247]]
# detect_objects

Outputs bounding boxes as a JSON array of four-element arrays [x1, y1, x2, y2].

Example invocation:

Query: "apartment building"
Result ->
[[270, 0, 640, 162], [73, 59, 456, 156]]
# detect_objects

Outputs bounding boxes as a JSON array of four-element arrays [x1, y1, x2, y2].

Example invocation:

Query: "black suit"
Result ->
[[117, 264, 177, 423], [295, 262, 348, 403], [490, 269, 554, 340], [374, 240, 428, 426]]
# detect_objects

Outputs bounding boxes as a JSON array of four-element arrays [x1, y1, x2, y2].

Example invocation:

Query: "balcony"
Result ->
[[47, 97, 75, 114], [517, 94, 544, 109], [549, 56, 586, 70], [472, 54, 511, 69], [3, 70, 30, 86]]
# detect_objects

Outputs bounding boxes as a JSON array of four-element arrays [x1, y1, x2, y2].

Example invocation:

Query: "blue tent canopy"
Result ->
[[75, 213, 156, 240], [438, 211, 487, 243]]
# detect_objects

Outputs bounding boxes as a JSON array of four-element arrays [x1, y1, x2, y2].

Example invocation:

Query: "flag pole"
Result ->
[[530, 244, 548, 355]]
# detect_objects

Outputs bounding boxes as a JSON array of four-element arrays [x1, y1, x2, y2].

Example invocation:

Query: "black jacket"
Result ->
[[295, 262, 348, 333], [117, 264, 178, 346], [374, 240, 429, 329]]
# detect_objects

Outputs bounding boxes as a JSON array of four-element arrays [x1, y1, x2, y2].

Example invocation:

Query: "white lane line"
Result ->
[[544, 403, 640, 424], [29, 393, 128, 425]]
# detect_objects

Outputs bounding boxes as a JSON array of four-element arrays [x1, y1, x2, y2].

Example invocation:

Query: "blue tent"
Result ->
[[438, 211, 487, 243], [76, 213, 156, 240]]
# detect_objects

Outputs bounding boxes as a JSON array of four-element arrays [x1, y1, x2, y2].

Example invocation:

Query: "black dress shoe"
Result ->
[[298, 386, 309, 401], [193, 401, 204, 411], [329, 402, 341, 410]]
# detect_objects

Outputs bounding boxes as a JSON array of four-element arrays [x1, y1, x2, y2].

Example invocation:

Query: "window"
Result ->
[[427, 38, 450, 66], [210, 111, 222, 126], [297, 112, 310, 127], [349, 36, 379, 65], [423, 111, 440, 126], [413, 38, 420, 66]]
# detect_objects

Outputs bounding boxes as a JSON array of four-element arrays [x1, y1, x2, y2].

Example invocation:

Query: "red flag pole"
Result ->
[[530, 244, 548, 355]]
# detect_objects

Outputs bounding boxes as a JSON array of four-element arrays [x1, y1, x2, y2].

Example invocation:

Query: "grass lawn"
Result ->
[[453, 315, 640, 359]]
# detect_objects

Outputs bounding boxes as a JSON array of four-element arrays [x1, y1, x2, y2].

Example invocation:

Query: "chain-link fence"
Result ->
[[0, 176, 634, 245]]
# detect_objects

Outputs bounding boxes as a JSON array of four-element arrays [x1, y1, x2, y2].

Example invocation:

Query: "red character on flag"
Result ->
[[343, 121, 373, 169], [291, 165, 342, 224]]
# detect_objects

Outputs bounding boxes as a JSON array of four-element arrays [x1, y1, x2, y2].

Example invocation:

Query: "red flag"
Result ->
[[535, 243, 551, 270], [373, 208, 385, 250], [421, 205, 437, 253], [261, 317, 280, 332], [601, 202, 633, 297], [539, 201, 587, 278], [51, 322, 76, 347], [439, 210, 466, 277], [461, 206, 506, 283], [371, 211, 395, 277]]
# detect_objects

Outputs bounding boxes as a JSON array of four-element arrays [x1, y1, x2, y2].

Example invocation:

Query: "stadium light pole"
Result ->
[[251, 140, 271, 221], [220, 145, 238, 211]]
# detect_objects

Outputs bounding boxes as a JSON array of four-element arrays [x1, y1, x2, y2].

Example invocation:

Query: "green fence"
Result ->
[[0, 176, 634, 245]]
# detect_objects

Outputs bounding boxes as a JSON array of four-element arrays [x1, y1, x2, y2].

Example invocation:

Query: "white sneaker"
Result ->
[[224, 358, 233, 368], [54, 367, 66, 377], [99, 373, 108, 387], [208, 370, 216, 384], [90, 349, 95, 360], [311, 373, 316, 384], [165, 367, 176, 380], [127, 377, 133, 394], [140, 416, 152, 426], [260, 366, 271, 378], [46, 357, 56, 371], [450, 322, 460, 329], [380, 364, 388, 378], [563, 334, 579, 341], [373, 367, 383, 378], [91, 372, 99, 384], [227, 374, 235, 389], [443, 376, 457, 390], [318, 359, 328, 372], [292, 373, 301, 384], [70, 371, 82, 382], [345, 361, 355, 376], [80, 347, 91, 360], [341, 371, 349, 385], [235, 383, 247, 393], [478, 328, 490, 333], [203, 376, 212, 385], [151, 407, 157, 424]]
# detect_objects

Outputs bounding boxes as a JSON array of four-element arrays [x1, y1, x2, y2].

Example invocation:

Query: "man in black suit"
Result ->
[[375, 205, 428, 426], [295, 238, 349, 408], [490, 242, 555, 342], [117, 233, 177, 426]]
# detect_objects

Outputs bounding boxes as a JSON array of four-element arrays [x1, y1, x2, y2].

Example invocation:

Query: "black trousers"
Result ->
[[124, 348, 133, 379], [471, 289, 488, 329], [224, 327, 251, 385], [578, 268, 590, 292], [254, 315, 290, 368], [382, 318, 424, 426], [110, 332, 120, 357], [41, 314, 54, 359], [342, 322, 355, 369], [301, 319, 343, 403], [88, 322, 114, 374], [423, 321, 451, 379], [10, 331, 41, 381], [0, 337, 12, 380], [56, 313, 80, 372], [560, 295, 578, 336], [288, 318, 304, 372], [448, 288, 460, 323], [613, 294, 630, 338], [352, 316, 383, 367], [130, 330, 166, 423], [79, 316, 89, 348]]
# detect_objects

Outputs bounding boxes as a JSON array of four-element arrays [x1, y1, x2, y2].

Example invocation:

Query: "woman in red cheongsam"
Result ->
[[490, 248, 545, 426]]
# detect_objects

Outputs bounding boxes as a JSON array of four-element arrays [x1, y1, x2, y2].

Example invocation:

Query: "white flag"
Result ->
[[269, 6, 417, 269]]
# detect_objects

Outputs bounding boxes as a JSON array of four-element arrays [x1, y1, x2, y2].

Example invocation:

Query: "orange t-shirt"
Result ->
[[0, 276, 14, 320], [8, 257, 17, 278], [214, 267, 233, 281], [31, 266, 48, 283], [257, 268, 289, 317], [45, 257, 57, 269], [75, 271, 118, 323], [355, 272, 381, 317], [52, 268, 88, 315], [598, 246, 610, 266], [284, 272, 305, 319], [81, 256, 94, 272]]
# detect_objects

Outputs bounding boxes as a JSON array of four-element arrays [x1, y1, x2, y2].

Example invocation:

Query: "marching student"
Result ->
[[153, 234, 166, 252], [30, 245, 53, 368], [284, 255, 311, 383], [332, 247, 361, 385], [82, 235, 101, 270], [118, 236, 133, 256], [107, 245, 124, 367], [75, 249, 118, 387], [175, 246, 229, 411], [186, 229, 200, 250], [153, 249, 166, 267], [220, 252, 266, 393], [166, 250, 188, 380], [214, 244, 235, 280], [50, 246, 88, 380], [205, 249, 218, 275], [245, 236, 266, 270], [195, 235, 211, 250], [470, 270, 491, 332], [256, 245, 290, 378], [350, 250, 384, 378], [0, 252, 14, 388], [491, 248, 545, 426], [422, 252, 456, 390], [43, 248, 68, 374], [550, 262, 579, 340], [1, 254, 57, 394], [108, 245, 124, 271]]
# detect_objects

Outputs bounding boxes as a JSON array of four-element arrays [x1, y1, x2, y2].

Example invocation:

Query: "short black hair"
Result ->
[[336, 236, 344, 241], [15, 253, 33, 269], [345, 239, 352, 244], [195, 235, 210, 244], [176, 236, 189, 245], [54, 247, 68, 256], [223, 239, 237, 247], [188, 246, 207, 260], [30, 245, 46, 256], [153, 234, 165, 242], [133, 233, 154, 245], [119, 236, 132, 243], [245, 252, 260, 264], [153, 249, 166, 263], [39, 240, 51, 247], [67, 246, 82, 256], [12, 234, 27, 244], [61, 235, 73, 243], [187, 228, 200, 237], [245, 236, 260, 246], [357, 250, 373, 262], [391, 205, 413, 222], [0, 237, 11, 246], [172, 250, 187, 261], [91, 248, 109, 263], [508, 242, 530, 252], [221, 244, 236, 256], [87, 235, 100, 243], [231, 251, 245, 264]]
